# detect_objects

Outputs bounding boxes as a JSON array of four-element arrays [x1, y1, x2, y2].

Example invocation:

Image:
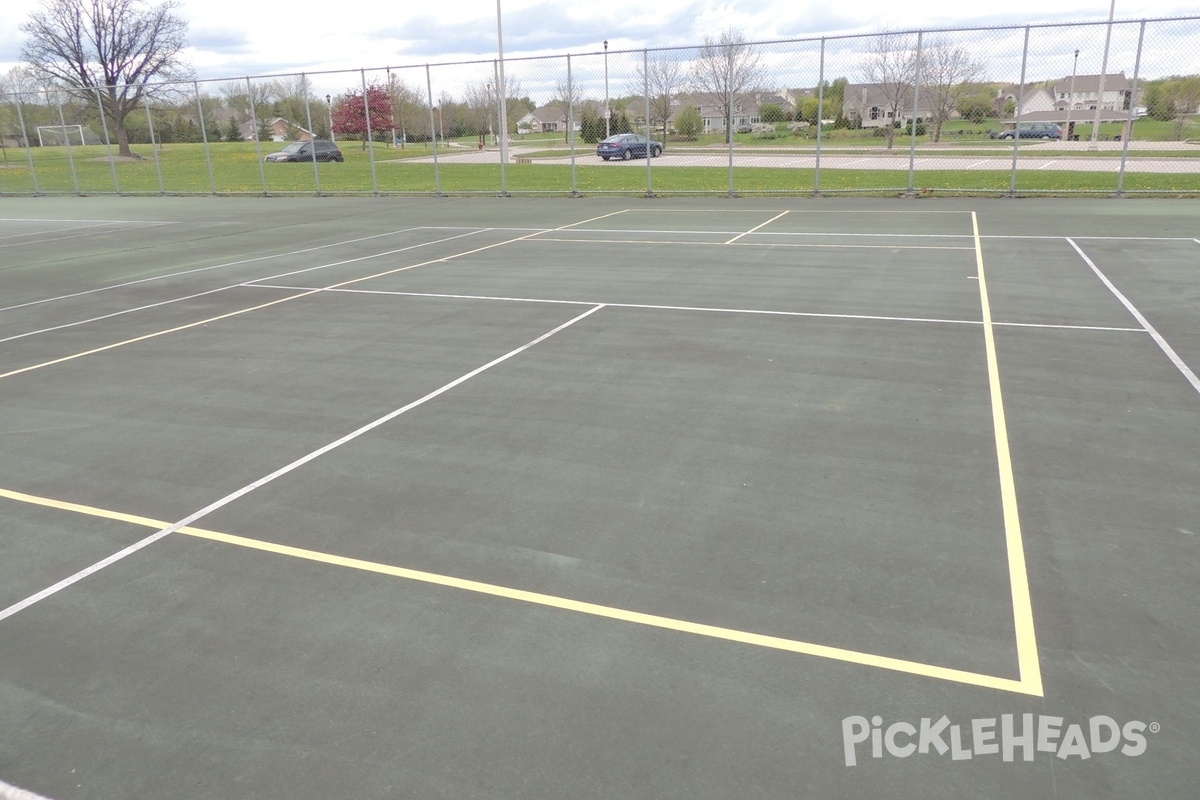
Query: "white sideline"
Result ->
[[0, 779, 55, 800], [1067, 238, 1200, 396]]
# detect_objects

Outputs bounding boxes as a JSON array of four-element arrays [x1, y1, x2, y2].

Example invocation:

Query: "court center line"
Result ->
[[1066, 238, 1200, 396], [0, 225, 427, 314], [972, 211, 1044, 698], [245, 283, 1146, 334], [0, 229, 489, 347], [725, 211, 789, 244], [0, 304, 606, 625], [0, 211, 628, 381], [0, 486, 1038, 696]]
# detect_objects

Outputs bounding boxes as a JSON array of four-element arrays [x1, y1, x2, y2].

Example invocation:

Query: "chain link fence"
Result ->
[[2, 17, 1198, 197]]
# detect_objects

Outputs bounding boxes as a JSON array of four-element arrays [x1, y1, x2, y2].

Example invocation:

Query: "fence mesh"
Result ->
[[2, 16, 1198, 197]]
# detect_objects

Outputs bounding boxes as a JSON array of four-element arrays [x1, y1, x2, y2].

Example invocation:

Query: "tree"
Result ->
[[332, 84, 393, 148], [860, 31, 920, 149], [20, 0, 191, 158], [921, 38, 986, 142], [224, 116, 240, 142], [760, 103, 787, 123], [689, 28, 766, 144], [1145, 76, 1200, 140], [635, 52, 686, 134], [674, 104, 702, 138], [956, 93, 993, 125]]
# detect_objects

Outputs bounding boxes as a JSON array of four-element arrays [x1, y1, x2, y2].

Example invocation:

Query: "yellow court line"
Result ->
[[0, 486, 1041, 696], [0, 211, 631, 382], [971, 211, 1044, 697], [726, 211, 790, 244]]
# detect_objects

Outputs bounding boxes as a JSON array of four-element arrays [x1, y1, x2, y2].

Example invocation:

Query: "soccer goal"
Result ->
[[36, 124, 98, 146]]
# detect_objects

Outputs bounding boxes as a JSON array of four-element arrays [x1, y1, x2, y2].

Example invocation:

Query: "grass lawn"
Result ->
[[2, 140, 1198, 197]]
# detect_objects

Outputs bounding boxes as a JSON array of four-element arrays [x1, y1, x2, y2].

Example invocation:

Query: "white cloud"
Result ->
[[2, 0, 1197, 102]]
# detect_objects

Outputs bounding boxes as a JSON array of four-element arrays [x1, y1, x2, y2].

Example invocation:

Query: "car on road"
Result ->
[[597, 133, 664, 160], [994, 123, 1063, 140], [264, 139, 344, 162]]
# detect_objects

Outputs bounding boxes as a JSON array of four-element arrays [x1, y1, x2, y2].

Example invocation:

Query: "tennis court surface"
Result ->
[[1, 196, 1197, 799]]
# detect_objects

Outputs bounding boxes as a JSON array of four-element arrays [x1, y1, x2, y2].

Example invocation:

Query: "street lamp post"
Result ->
[[1064, 49, 1079, 141], [604, 40, 610, 138], [325, 94, 334, 143]]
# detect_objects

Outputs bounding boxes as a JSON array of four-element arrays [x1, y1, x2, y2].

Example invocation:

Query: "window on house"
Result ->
[[869, 106, 879, 120]]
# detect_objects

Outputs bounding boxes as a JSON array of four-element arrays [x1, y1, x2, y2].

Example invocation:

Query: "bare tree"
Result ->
[[860, 31, 920, 150], [689, 28, 766, 144], [922, 37, 986, 143], [635, 52, 685, 135], [20, 0, 192, 158], [547, 77, 584, 142]]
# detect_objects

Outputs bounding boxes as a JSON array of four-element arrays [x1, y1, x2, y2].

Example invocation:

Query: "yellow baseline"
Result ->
[[0, 486, 1041, 696]]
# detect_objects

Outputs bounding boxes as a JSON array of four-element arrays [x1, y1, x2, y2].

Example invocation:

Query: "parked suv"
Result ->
[[996, 123, 1062, 140], [264, 139, 344, 162]]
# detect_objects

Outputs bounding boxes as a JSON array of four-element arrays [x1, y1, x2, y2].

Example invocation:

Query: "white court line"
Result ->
[[1037, 161, 1058, 170], [726, 211, 789, 244], [1067, 238, 1200, 396], [0, 217, 173, 224], [0, 304, 606, 625], [529, 237, 973, 251], [403, 226, 1200, 243], [966, 160, 990, 169], [0, 230, 489, 346], [0, 223, 172, 250], [0, 779, 56, 800], [246, 283, 1145, 333], [0, 226, 429, 314], [0, 221, 135, 241]]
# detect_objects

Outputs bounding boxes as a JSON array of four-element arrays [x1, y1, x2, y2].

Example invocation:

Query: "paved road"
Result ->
[[402, 141, 1200, 173]]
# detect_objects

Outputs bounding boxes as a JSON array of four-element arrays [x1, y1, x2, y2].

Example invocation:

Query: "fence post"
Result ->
[[15, 97, 41, 195], [49, 89, 81, 195], [93, 86, 121, 194], [815, 38, 825, 195], [645, 49, 654, 197], [906, 32, 923, 195], [246, 76, 267, 195], [568, 54, 578, 196], [1116, 20, 1146, 196], [1008, 27, 1031, 196], [143, 100, 165, 194], [194, 81, 217, 195], [426, 64, 442, 196], [301, 75, 321, 195], [727, 63, 735, 197], [362, 69, 379, 195]]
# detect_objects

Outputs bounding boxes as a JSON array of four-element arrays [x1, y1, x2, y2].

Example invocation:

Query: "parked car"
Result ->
[[597, 133, 664, 161], [264, 139, 344, 162], [995, 123, 1063, 140]]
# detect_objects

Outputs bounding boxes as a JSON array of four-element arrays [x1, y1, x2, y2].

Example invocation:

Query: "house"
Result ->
[[842, 83, 936, 128], [517, 102, 604, 134], [1052, 73, 1132, 113], [992, 84, 1056, 117]]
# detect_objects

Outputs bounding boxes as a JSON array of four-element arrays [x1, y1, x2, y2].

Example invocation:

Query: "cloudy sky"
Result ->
[[1, 0, 1196, 102]]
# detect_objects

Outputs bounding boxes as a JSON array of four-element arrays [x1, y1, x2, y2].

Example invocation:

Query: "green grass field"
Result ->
[[2, 139, 1198, 197]]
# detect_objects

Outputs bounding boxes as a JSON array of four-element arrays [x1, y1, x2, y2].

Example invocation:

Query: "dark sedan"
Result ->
[[264, 139, 344, 162], [597, 133, 664, 161]]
